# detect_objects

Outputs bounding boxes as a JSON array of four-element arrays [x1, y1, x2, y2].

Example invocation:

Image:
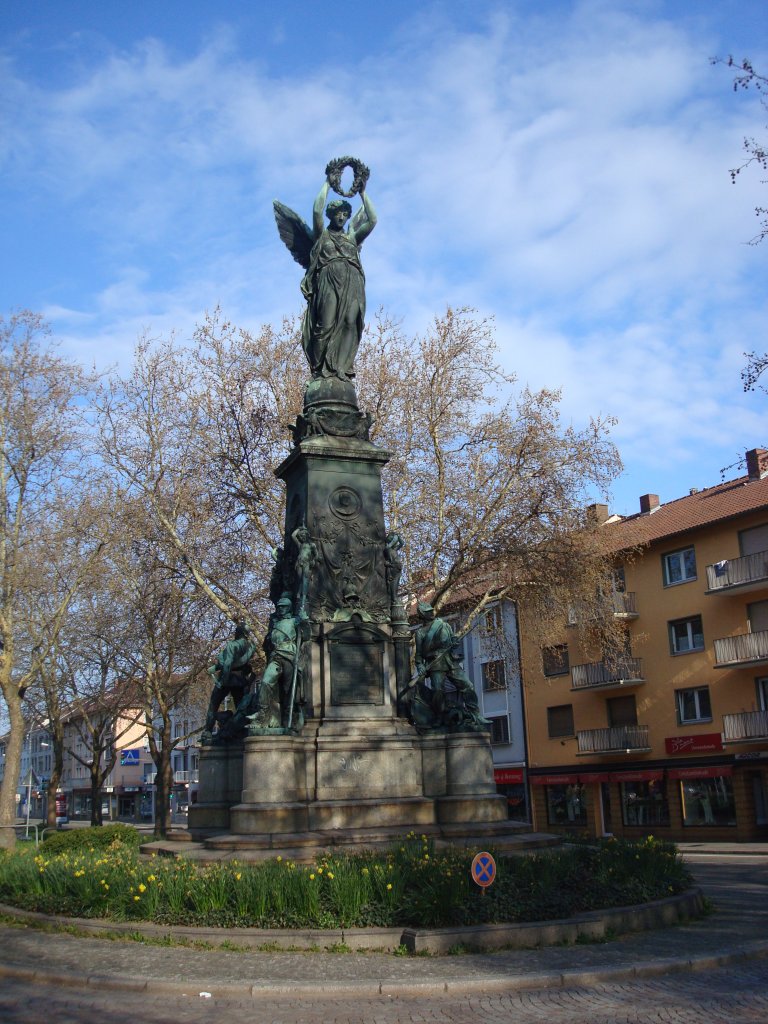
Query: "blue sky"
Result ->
[[1, 0, 767, 517]]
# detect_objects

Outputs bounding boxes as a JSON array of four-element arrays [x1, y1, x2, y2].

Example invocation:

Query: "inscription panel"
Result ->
[[330, 640, 384, 704]]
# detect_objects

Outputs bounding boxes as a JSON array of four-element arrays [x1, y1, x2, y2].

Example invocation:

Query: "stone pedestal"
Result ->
[[188, 741, 244, 836], [191, 386, 510, 853]]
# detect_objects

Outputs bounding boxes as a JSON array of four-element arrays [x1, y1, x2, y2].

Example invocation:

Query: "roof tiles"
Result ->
[[606, 472, 768, 551]]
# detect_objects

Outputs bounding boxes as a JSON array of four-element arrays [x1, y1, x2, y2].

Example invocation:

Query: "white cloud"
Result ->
[[1, 0, 766, 512]]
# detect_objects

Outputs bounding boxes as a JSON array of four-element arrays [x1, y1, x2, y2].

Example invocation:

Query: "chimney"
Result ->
[[587, 502, 610, 524], [746, 448, 768, 481], [639, 493, 660, 514]]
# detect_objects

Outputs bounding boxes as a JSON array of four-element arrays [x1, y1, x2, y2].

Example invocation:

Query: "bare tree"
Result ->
[[353, 309, 624, 645], [0, 312, 103, 848]]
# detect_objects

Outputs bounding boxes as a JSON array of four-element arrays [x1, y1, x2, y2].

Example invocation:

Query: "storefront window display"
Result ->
[[680, 775, 735, 827], [546, 782, 587, 826], [620, 779, 669, 827]]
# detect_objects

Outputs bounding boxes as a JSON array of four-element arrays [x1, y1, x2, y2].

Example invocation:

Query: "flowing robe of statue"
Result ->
[[300, 228, 365, 380]]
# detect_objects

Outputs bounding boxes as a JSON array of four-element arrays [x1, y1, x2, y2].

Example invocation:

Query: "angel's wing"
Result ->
[[273, 200, 314, 270]]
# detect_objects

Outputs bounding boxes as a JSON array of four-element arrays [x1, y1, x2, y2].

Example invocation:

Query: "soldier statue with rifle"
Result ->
[[406, 601, 489, 732]]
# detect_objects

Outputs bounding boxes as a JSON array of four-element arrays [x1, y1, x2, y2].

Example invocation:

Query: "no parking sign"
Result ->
[[471, 851, 496, 891]]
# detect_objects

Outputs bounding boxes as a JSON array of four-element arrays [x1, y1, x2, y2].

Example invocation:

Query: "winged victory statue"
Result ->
[[274, 157, 377, 382]]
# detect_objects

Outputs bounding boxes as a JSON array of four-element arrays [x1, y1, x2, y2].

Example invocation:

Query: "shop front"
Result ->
[[493, 766, 529, 822], [532, 759, 766, 842]]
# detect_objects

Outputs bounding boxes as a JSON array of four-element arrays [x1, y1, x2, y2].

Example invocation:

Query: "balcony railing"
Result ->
[[576, 724, 650, 755], [706, 550, 768, 594], [611, 592, 638, 617], [567, 592, 638, 625], [571, 657, 644, 690], [714, 629, 768, 668], [143, 770, 199, 785], [723, 710, 768, 743]]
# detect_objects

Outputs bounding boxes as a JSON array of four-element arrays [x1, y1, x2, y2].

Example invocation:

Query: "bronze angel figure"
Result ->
[[274, 160, 377, 382]]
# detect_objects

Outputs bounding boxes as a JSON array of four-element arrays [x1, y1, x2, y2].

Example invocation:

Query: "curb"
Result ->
[[1, 940, 768, 1000], [1, 887, 704, 954]]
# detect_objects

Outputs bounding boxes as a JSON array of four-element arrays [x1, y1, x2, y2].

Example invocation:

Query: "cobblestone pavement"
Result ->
[[3, 960, 768, 1023], [0, 852, 766, 1023]]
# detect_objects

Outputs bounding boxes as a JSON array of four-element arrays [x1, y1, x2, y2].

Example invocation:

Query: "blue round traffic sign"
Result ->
[[471, 851, 496, 888]]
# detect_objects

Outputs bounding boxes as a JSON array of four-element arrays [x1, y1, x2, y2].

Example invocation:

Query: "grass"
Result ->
[[0, 830, 693, 931]]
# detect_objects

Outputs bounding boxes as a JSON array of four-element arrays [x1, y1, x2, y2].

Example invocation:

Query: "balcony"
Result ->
[[706, 550, 768, 596], [571, 657, 644, 691], [173, 770, 199, 784], [723, 710, 768, 743], [576, 724, 651, 755], [714, 629, 768, 668]]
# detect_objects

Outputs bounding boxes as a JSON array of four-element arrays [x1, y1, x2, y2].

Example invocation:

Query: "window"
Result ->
[[669, 615, 704, 654], [545, 783, 586, 826], [620, 779, 669, 827], [757, 677, 768, 712], [676, 686, 712, 724], [542, 644, 569, 677], [488, 715, 510, 745], [480, 605, 503, 635], [607, 694, 637, 728], [680, 775, 735, 827], [662, 547, 697, 586], [547, 704, 575, 738], [481, 659, 507, 691]]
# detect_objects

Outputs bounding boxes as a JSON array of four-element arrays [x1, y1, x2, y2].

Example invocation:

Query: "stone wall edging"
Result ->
[[0, 886, 704, 953]]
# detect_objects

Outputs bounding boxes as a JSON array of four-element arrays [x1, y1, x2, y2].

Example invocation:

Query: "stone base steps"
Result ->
[[143, 823, 561, 863]]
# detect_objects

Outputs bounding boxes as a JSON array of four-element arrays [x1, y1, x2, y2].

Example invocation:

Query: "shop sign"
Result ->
[[530, 774, 579, 786], [578, 772, 612, 783], [494, 768, 524, 784], [734, 751, 768, 761], [611, 769, 664, 783], [120, 749, 141, 766], [668, 765, 733, 780], [665, 734, 723, 755]]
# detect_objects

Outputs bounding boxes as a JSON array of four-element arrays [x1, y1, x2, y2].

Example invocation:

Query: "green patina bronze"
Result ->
[[405, 602, 491, 733], [274, 157, 377, 382]]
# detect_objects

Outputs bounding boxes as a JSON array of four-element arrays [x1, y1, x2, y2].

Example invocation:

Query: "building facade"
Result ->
[[523, 448, 768, 843], [461, 600, 529, 821]]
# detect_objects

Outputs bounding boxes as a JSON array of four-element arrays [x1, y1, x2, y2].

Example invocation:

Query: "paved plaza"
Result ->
[[1, 848, 767, 1022]]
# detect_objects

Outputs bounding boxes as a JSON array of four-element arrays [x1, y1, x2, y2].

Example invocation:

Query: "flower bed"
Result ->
[[0, 832, 692, 930]]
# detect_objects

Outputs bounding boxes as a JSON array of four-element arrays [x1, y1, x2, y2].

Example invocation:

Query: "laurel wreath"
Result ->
[[325, 156, 370, 197]]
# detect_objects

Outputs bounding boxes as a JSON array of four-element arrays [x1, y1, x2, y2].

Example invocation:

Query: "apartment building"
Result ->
[[461, 600, 529, 821], [523, 448, 768, 843], [0, 724, 53, 820]]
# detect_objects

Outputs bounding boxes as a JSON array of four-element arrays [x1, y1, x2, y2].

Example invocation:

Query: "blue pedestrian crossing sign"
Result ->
[[471, 851, 496, 889]]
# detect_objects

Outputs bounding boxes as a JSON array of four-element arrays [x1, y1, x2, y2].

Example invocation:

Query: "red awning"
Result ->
[[530, 774, 580, 786], [668, 765, 733, 781], [611, 769, 664, 783], [494, 768, 524, 785]]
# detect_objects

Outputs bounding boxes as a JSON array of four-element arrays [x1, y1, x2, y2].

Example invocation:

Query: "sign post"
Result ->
[[471, 851, 497, 895]]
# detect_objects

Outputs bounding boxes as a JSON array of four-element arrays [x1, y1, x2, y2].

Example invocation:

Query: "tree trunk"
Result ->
[[47, 729, 64, 831], [90, 767, 103, 826], [46, 774, 59, 831], [0, 695, 25, 849], [153, 727, 173, 839]]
